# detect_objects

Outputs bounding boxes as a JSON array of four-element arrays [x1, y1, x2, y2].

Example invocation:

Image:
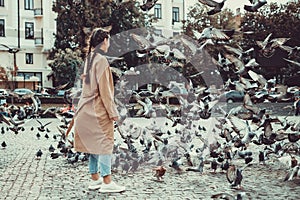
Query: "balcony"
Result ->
[[34, 8, 43, 17]]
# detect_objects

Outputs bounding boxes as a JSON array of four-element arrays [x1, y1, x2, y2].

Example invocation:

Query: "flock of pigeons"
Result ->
[[137, 0, 269, 16], [27, 26, 299, 197], [197, 0, 268, 15], [1, 1, 299, 198]]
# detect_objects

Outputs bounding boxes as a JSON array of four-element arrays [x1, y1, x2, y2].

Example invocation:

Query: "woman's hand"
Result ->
[[111, 116, 119, 121]]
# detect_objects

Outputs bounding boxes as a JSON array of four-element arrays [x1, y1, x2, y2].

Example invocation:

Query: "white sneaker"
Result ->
[[88, 179, 102, 190], [99, 181, 125, 193]]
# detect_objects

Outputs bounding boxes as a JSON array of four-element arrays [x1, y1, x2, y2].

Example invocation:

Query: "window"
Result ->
[[0, 0, 4, 7], [25, 22, 34, 39], [154, 4, 162, 19], [172, 7, 180, 24], [154, 29, 162, 36], [0, 19, 4, 37], [25, 53, 33, 64], [24, 0, 34, 10]]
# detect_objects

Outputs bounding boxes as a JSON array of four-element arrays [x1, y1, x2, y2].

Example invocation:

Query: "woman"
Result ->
[[74, 26, 125, 193]]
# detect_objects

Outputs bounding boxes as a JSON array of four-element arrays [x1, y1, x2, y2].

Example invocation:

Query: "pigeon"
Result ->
[[211, 159, 218, 173], [211, 192, 245, 200], [193, 27, 230, 41], [1, 141, 7, 149], [36, 119, 52, 132], [48, 144, 55, 152], [153, 166, 167, 181], [284, 166, 300, 181], [169, 157, 183, 173], [55, 113, 71, 129], [291, 157, 298, 168], [226, 165, 244, 189], [140, 0, 158, 11], [186, 156, 204, 173], [36, 132, 41, 139], [284, 58, 300, 68], [258, 150, 267, 165], [36, 149, 43, 159], [198, 0, 226, 15], [50, 152, 64, 159], [0, 113, 10, 125], [220, 159, 230, 171], [67, 153, 79, 164], [8, 118, 25, 135], [78, 153, 89, 162], [244, 0, 267, 12], [256, 33, 273, 50]]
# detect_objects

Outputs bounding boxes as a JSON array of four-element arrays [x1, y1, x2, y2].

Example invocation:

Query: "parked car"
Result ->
[[13, 88, 34, 97], [57, 90, 65, 97], [219, 90, 244, 103], [0, 89, 9, 97]]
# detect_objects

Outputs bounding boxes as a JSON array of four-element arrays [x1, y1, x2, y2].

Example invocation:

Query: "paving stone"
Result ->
[[1, 118, 300, 199]]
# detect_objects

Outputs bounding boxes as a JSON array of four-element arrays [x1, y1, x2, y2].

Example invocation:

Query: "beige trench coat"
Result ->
[[74, 52, 119, 155]]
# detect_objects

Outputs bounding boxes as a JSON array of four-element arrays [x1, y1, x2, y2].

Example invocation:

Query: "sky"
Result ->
[[223, 0, 292, 12]]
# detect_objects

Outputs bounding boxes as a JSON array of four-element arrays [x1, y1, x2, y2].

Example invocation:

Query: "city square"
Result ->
[[0, 0, 300, 199]]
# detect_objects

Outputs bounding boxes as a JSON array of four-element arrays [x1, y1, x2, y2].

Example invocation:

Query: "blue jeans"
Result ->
[[89, 154, 111, 177]]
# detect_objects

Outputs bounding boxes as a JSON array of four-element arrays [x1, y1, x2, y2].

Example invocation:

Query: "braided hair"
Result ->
[[84, 27, 111, 84]]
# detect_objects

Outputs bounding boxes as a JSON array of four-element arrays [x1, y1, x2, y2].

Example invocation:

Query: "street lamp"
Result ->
[[0, 44, 20, 104], [0, 44, 20, 90]]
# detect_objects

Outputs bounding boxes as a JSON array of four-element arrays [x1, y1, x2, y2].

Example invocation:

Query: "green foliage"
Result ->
[[240, 1, 300, 82], [48, 48, 83, 87], [182, 3, 236, 40], [49, 0, 146, 86], [241, 1, 300, 48]]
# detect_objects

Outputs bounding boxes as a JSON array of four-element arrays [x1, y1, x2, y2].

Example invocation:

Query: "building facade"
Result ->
[[0, 0, 56, 92], [0, 0, 199, 91], [144, 0, 198, 38]]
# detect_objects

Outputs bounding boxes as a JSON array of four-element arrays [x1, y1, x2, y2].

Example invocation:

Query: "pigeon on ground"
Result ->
[[211, 192, 245, 200], [211, 159, 218, 173], [36, 149, 43, 159], [284, 166, 300, 181], [48, 144, 55, 152], [226, 165, 244, 189], [36, 132, 41, 140], [153, 166, 167, 181], [1, 141, 7, 149], [186, 156, 204, 173]]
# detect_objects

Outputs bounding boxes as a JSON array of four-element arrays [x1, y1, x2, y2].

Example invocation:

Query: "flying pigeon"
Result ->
[[140, 0, 158, 11], [244, 0, 267, 12], [198, 0, 226, 15]]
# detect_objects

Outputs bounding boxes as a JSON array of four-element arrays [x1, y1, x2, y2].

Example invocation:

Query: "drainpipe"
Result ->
[[17, 0, 20, 48], [183, 0, 185, 21]]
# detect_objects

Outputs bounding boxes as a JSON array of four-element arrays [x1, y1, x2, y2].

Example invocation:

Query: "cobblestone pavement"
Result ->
[[0, 105, 299, 200]]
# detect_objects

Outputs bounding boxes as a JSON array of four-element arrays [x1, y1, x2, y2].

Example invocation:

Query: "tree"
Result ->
[[0, 66, 9, 88], [240, 1, 300, 83], [49, 0, 146, 85], [241, 1, 300, 48], [48, 48, 83, 87], [182, 3, 237, 87], [182, 3, 237, 41]]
